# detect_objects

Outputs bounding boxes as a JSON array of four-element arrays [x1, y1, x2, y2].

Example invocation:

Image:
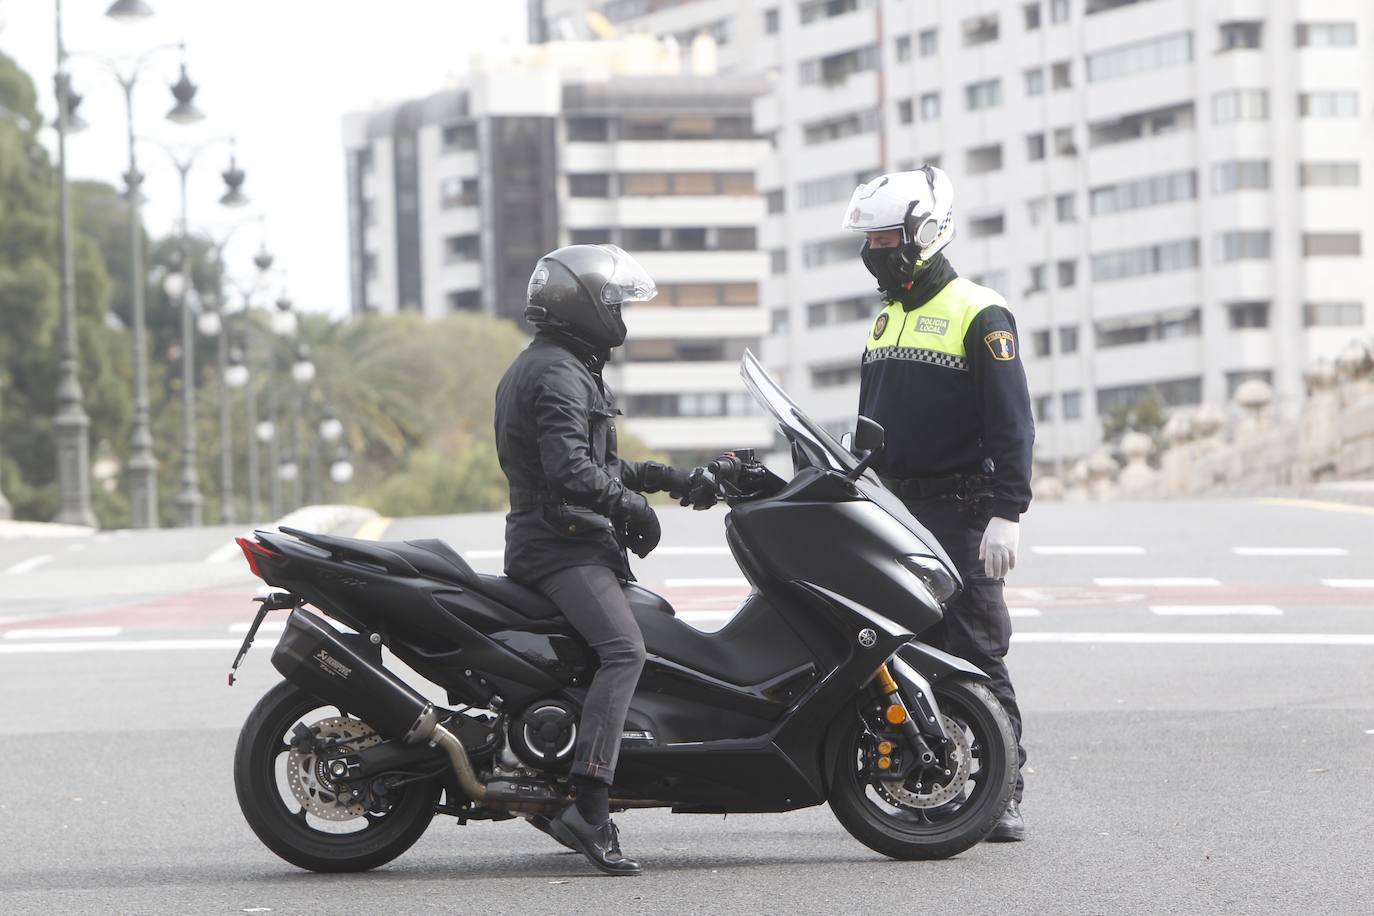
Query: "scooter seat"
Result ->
[[472, 575, 676, 621]]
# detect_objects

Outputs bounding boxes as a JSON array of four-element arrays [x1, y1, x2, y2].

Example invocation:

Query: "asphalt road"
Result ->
[[2, 497, 1373, 914]]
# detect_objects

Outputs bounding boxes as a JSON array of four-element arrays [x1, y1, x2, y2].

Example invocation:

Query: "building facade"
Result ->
[[342, 38, 773, 462], [530, 0, 1374, 464]]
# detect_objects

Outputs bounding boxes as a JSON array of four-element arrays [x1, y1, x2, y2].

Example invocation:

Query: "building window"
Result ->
[[799, 169, 881, 208], [765, 189, 786, 214], [1211, 161, 1270, 193], [1062, 390, 1082, 420], [1032, 329, 1051, 357], [971, 269, 1007, 291], [441, 123, 477, 152], [1057, 259, 1077, 287], [770, 306, 789, 333], [1051, 61, 1073, 90], [803, 108, 879, 145], [1028, 264, 1047, 293], [568, 173, 611, 198], [1027, 197, 1047, 226], [1296, 22, 1356, 47], [716, 227, 757, 250], [1054, 126, 1077, 156], [1033, 394, 1054, 422], [1024, 3, 1042, 30], [897, 99, 914, 125], [1095, 307, 1201, 348], [1050, 0, 1070, 23], [770, 249, 787, 274], [570, 228, 612, 245], [803, 237, 858, 268], [965, 79, 1002, 111], [968, 212, 1006, 238], [895, 35, 912, 62], [918, 28, 938, 57], [799, 0, 875, 25], [1055, 192, 1077, 222], [623, 227, 664, 251], [966, 143, 1004, 175], [1226, 370, 1273, 398], [440, 176, 479, 209], [673, 227, 709, 250], [1026, 133, 1046, 161], [1215, 230, 1271, 263], [963, 14, 999, 47], [1299, 91, 1360, 118], [1089, 102, 1194, 147], [443, 234, 479, 263], [1299, 162, 1360, 187], [1025, 68, 1045, 97], [1087, 32, 1192, 83], [764, 7, 780, 34], [1303, 233, 1362, 256], [919, 92, 941, 121], [1059, 325, 1079, 354], [1213, 89, 1268, 123], [567, 117, 609, 142], [447, 290, 481, 312], [1218, 22, 1263, 51], [1304, 301, 1364, 327], [1227, 301, 1269, 329], [799, 44, 881, 86], [1091, 239, 1200, 281], [806, 294, 874, 327], [1091, 169, 1198, 215], [1097, 377, 1202, 413], [812, 363, 864, 388]]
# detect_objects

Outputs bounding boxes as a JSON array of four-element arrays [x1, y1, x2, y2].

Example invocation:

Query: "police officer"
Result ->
[[494, 243, 715, 874], [841, 166, 1033, 841]]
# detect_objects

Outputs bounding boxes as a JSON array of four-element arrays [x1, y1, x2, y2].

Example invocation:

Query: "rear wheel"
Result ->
[[234, 680, 441, 872], [829, 676, 1015, 860]]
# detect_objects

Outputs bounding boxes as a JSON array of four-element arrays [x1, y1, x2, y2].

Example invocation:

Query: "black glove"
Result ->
[[678, 467, 718, 510], [619, 494, 661, 559]]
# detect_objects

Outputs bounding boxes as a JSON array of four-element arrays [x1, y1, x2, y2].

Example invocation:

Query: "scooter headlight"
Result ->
[[899, 554, 959, 605]]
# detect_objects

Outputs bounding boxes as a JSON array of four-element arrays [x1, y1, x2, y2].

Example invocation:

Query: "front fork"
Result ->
[[867, 663, 949, 777]]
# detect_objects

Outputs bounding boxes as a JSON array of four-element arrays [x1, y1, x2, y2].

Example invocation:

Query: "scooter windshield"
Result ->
[[740, 349, 861, 476]]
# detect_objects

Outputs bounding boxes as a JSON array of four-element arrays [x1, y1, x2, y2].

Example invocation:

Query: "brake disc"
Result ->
[[875, 713, 971, 809], [285, 715, 383, 821]]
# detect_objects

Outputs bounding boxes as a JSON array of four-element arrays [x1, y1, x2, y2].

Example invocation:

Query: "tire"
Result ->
[[234, 680, 441, 872], [829, 676, 1016, 861]]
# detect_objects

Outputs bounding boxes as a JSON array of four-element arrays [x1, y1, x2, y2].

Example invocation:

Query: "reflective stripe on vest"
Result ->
[[863, 277, 1006, 372]]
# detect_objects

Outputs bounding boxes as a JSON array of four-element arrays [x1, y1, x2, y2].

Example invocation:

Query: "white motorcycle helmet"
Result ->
[[841, 165, 955, 294]]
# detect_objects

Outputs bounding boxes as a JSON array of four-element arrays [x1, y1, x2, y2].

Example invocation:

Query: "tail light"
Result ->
[[235, 536, 281, 580]]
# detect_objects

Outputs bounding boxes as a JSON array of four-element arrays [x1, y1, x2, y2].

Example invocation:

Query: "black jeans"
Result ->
[[905, 495, 1027, 803], [532, 565, 646, 784]]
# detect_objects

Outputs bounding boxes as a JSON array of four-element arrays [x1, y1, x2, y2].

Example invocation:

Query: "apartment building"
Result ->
[[530, 0, 1374, 463], [341, 37, 772, 463]]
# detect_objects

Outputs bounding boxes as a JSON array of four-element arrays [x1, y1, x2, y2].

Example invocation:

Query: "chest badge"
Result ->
[[916, 315, 949, 336], [872, 313, 889, 339], [984, 330, 1016, 361]]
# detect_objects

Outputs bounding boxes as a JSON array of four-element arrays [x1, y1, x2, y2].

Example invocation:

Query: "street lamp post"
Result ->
[[52, 0, 97, 527], [265, 294, 298, 518], [289, 346, 316, 511]]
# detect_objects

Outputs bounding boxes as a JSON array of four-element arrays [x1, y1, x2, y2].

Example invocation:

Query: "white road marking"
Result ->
[[1150, 605, 1283, 617], [1094, 577, 1221, 587], [1013, 632, 1374, 646], [228, 621, 288, 635], [0, 638, 244, 654], [663, 577, 749, 588], [1032, 546, 1145, 556], [67, 543, 86, 553], [465, 545, 733, 561], [1322, 579, 1374, 589], [206, 539, 247, 564], [3, 554, 54, 575], [1232, 547, 1348, 557], [3, 626, 123, 640], [1009, 607, 1042, 617]]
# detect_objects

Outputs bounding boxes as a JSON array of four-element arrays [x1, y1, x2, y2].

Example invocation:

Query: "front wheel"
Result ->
[[829, 675, 1015, 860], [234, 680, 442, 872]]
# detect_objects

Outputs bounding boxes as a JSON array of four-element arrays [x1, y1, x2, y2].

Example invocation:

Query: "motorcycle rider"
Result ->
[[841, 166, 1034, 841], [494, 243, 716, 875]]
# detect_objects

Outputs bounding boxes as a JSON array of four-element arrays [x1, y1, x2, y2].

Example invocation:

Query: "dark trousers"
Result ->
[[903, 495, 1027, 803], [532, 564, 646, 784]]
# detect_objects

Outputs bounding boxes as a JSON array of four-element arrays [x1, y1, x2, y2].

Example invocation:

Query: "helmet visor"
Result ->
[[598, 245, 657, 306]]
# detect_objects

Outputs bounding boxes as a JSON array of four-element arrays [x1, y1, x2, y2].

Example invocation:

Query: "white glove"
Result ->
[[979, 517, 1020, 579]]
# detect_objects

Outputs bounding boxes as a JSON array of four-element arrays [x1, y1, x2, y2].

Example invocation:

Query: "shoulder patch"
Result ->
[[915, 315, 949, 336], [984, 329, 1016, 361], [872, 313, 889, 339]]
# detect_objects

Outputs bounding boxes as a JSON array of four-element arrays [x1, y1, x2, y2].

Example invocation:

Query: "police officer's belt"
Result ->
[[508, 489, 562, 511], [882, 474, 992, 500]]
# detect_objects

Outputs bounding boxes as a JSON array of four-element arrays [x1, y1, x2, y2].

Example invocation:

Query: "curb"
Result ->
[[0, 520, 97, 540]]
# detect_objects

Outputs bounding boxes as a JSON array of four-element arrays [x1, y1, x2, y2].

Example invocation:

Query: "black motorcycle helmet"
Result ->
[[524, 244, 657, 349]]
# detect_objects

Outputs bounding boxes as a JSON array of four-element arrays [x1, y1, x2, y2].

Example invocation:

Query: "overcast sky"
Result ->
[[0, 1, 527, 317]]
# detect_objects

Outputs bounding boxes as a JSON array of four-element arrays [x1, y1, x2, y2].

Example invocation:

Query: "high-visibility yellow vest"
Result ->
[[863, 277, 1009, 372]]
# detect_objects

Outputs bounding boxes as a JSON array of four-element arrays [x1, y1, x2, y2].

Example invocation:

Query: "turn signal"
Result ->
[[877, 740, 894, 756], [877, 756, 892, 770], [885, 704, 907, 725]]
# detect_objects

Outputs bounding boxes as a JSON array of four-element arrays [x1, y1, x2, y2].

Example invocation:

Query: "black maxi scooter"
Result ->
[[227, 351, 1016, 871]]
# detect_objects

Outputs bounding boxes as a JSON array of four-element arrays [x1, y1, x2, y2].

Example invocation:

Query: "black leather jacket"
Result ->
[[494, 332, 659, 582]]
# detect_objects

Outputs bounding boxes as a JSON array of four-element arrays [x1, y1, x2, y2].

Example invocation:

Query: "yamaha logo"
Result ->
[[858, 628, 877, 648]]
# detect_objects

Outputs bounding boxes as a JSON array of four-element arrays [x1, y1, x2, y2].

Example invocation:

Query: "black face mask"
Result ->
[[861, 241, 919, 295]]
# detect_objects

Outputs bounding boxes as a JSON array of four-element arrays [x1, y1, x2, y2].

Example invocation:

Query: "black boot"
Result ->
[[985, 799, 1025, 842], [527, 814, 576, 851], [548, 804, 642, 876]]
